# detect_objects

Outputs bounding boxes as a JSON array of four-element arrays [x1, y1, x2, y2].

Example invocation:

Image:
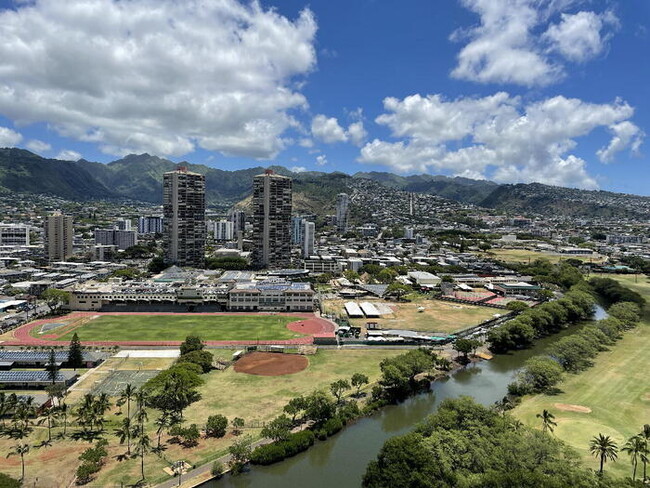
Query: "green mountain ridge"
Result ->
[[1, 148, 648, 219]]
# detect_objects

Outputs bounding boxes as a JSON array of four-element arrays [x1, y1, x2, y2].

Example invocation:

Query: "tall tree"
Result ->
[[351, 373, 369, 397], [641, 424, 650, 482], [589, 433, 618, 474], [114, 417, 134, 455], [0, 392, 8, 428], [153, 412, 172, 449], [118, 384, 136, 419], [59, 402, 68, 436], [134, 429, 151, 481], [37, 406, 58, 443], [67, 332, 83, 370], [330, 379, 351, 404], [41, 288, 70, 314], [6, 443, 29, 481], [536, 410, 557, 434], [180, 335, 205, 355], [622, 434, 646, 481], [45, 349, 59, 385]]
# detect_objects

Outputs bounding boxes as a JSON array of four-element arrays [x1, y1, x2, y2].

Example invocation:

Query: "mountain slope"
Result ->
[[353, 171, 499, 204], [0, 148, 115, 200], [1, 148, 649, 219]]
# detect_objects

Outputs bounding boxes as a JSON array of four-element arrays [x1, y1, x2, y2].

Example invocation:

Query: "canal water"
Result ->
[[207, 306, 607, 488]]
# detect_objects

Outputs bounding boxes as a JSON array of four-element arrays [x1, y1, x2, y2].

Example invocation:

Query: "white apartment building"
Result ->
[[0, 224, 30, 246]]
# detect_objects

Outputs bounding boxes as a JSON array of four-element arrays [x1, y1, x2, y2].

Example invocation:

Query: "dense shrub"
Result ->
[[316, 416, 343, 440], [177, 350, 214, 373], [0, 473, 20, 488], [589, 277, 645, 307], [206, 414, 228, 438], [250, 430, 315, 465], [487, 287, 596, 353], [211, 461, 224, 478]]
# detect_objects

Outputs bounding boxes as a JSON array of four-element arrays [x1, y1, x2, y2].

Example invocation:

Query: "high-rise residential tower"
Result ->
[[336, 193, 349, 233], [230, 210, 246, 234], [163, 167, 206, 268], [302, 221, 315, 258], [252, 170, 292, 269], [44, 212, 73, 261]]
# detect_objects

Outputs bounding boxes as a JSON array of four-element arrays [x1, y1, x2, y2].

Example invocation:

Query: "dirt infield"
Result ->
[[554, 403, 592, 413], [2, 312, 335, 347], [234, 351, 308, 376]]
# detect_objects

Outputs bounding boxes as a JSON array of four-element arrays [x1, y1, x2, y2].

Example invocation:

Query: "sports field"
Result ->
[[478, 248, 607, 265], [322, 296, 497, 333], [42, 314, 304, 342], [514, 274, 650, 478]]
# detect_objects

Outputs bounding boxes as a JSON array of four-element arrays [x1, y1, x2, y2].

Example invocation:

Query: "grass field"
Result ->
[[478, 248, 607, 265], [39, 314, 304, 342], [0, 348, 408, 487], [514, 274, 650, 478], [322, 296, 497, 333]]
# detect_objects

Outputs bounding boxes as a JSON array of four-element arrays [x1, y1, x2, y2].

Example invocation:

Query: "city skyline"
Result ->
[[0, 0, 647, 195]]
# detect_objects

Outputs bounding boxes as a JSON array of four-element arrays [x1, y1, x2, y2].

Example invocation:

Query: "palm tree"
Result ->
[[118, 384, 137, 419], [59, 402, 68, 436], [134, 430, 151, 481], [622, 434, 646, 481], [0, 392, 8, 429], [37, 406, 58, 443], [154, 412, 171, 449], [6, 442, 29, 480], [590, 433, 618, 474], [536, 409, 557, 434], [641, 424, 650, 482], [114, 417, 134, 455]]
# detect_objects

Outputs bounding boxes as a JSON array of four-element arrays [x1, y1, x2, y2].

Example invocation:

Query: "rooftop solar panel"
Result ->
[[0, 371, 66, 382]]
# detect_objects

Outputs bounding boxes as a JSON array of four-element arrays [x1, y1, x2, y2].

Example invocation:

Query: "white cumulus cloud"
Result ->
[[0, 0, 317, 158], [26, 139, 52, 154], [451, 0, 618, 86], [315, 154, 328, 166], [597, 121, 644, 163], [347, 121, 367, 146], [311, 115, 348, 143], [290, 165, 307, 173], [311, 115, 367, 146], [0, 126, 22, 146], [544, 10, 618, 62], [56, 149, 82, 161], [358, 92, 643, 189]]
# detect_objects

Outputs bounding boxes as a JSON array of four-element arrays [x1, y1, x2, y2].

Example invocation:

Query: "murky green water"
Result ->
[[205, 306, 606, 488]]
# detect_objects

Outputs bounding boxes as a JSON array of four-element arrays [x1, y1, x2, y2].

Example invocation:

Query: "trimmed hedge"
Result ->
[[250, 430, 316, 465]]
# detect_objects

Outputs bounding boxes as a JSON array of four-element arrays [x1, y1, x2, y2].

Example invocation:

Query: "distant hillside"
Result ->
[[0, 148, 115, 200], [1, 148, 649, 219], [353, 171, 499, 205], [481, 183, 650, 219]]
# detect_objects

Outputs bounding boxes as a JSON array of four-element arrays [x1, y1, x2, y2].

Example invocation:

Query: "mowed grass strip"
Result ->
[[322, 297, 496, 333], [514, 274, 650, 478], [50, 314, 304, 342], [477, 248, 606, 265]]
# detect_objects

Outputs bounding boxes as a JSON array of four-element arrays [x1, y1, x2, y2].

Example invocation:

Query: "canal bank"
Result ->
[[200, 305, 606, 488]]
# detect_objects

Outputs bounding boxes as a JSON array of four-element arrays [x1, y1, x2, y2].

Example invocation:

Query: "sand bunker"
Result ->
[[554, 403, 592, 413]]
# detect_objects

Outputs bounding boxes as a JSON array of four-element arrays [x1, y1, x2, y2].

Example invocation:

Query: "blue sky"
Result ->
[[0, 0, 648, 194]]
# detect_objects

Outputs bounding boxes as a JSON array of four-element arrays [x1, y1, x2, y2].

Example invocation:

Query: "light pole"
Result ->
[[173, 460, 183, 486]]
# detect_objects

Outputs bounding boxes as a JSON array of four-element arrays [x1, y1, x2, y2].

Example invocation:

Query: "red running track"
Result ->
[[3, 312, 336, 347]]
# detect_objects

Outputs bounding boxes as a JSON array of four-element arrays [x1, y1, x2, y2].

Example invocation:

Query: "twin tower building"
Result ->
[[162, 167, 293, 269]]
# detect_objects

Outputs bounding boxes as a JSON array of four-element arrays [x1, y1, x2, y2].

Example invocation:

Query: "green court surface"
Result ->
[[90, 370, 159, 396], [51, 314, 304, 342]]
